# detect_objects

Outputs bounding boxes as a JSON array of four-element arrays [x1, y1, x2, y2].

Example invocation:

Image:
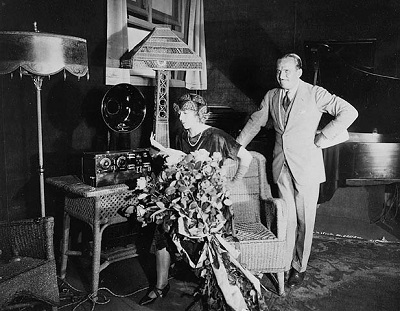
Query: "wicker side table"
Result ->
[[46, 175, 138, 299]]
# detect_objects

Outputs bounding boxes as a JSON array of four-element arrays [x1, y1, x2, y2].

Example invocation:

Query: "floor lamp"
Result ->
[[0, 27, 89, 217], [120, 26, 203, 148]]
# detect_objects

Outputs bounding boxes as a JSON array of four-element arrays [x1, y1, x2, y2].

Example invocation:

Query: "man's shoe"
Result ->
[[287, 270, 305, 288]]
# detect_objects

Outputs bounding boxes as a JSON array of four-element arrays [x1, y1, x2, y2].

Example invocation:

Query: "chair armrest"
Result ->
[[0, 217, 55, 261], [260, 198, 287, 240]]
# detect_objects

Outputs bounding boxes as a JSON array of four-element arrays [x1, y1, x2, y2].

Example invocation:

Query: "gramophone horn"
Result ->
[[101, 83, 146, 133]]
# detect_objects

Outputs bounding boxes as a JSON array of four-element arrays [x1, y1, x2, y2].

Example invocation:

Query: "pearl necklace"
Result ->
[[187, 130, 203, 147]]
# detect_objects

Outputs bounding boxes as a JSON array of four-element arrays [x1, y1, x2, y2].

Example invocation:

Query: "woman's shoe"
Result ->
[[139, 283, 170, 306]]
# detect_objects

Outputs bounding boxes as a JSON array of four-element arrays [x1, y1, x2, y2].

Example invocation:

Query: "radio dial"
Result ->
[[99, 157, 112, 170], [116, 156, 127, 169]]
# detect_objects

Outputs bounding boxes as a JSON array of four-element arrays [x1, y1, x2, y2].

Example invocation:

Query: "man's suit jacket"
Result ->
[[237, 79, 358, 185]]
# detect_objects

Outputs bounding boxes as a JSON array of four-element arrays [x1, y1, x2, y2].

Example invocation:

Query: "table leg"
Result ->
[[90, 222, 102, 300], [60, 211, 70, 279], [277, 271, 285, 296]]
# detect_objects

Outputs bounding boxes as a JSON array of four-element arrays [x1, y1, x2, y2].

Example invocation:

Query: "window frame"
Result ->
[[127, 0, 184, 37], [126, 0, 187, 86]]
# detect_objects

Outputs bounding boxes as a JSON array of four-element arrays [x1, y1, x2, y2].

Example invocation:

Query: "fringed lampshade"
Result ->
[[0, 31, 88, 78], [0, 27, 89, 216]]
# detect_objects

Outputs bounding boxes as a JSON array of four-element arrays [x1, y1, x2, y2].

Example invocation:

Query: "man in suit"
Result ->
[[236, 53, 358, 287]]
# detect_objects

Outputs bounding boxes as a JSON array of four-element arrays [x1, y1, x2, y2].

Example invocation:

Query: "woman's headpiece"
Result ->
[[173, 93, 209, 123]]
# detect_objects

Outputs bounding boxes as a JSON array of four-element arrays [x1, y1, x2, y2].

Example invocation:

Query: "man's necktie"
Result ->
[[283, 91, 290, 111]]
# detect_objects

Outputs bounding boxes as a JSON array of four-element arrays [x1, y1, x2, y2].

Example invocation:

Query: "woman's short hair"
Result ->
[[279, 53, 303, 69], [173, 93, 209, 123]]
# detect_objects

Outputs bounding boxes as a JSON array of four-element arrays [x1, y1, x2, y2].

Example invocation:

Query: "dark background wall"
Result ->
[[1, 0, 400, 221], [205, 0, 400, 134], [0, 0, 124, 220]]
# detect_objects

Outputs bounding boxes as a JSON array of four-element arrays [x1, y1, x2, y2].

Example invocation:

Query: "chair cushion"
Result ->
[[0, 257, 47, 283], [0, 258, 59, 308], [235, 222, 277, 241]]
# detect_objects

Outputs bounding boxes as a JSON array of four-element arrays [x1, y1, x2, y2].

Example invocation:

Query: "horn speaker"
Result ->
[[101, 83, 146, 133]]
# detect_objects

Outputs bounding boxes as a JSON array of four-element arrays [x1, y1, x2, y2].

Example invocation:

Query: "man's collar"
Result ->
[[283, 80, 300, 98]]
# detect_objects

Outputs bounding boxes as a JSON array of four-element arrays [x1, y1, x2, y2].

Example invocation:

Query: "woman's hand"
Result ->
[[163, 148, 186, 166], [150, 132, 167, 152], [150, 132, 186, 165]]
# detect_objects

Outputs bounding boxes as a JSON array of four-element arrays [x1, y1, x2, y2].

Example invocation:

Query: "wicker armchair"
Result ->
[[0, 217, 59, 310], [225, 151, 287, 295]]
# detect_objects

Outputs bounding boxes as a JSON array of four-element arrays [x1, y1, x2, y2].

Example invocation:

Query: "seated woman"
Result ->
[[139, 93, 253, 305]]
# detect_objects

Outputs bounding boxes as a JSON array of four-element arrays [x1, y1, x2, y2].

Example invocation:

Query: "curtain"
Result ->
[[185, 0, 207, 90], [105, 0, 130, 85]]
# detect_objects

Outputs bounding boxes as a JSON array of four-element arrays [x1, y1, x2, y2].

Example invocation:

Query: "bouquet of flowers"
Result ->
[[121, 149, 265, 311]]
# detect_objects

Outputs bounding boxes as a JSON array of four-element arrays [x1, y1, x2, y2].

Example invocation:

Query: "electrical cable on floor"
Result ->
[[57, 275, 175, 310]]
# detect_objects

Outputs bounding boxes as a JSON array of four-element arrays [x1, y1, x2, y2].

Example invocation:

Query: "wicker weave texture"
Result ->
[[227, 152, 287, 293], [0, 217, 54, 261], [0, 259, 59, 307], [0, 217, 59, 308], [235, 223, 276, 241], [238, 239, 286, 272], [65, 191, 138, 225]]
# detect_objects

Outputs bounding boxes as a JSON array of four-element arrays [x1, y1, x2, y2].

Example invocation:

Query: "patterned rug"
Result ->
[[262, 234, 400, 311]]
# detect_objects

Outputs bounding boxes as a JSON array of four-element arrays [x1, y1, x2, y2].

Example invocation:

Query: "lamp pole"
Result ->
[[0, 29, 88, 217], [154, 70, 170, 148], [32, 75, 46, 216]]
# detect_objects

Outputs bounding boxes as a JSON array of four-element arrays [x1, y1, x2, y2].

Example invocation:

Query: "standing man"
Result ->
[[236, 53, 358, 287]]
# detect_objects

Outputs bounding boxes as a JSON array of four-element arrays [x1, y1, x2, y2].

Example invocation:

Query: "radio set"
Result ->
[[81, 148, 152, 187], [81, 84, 151, 187]]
